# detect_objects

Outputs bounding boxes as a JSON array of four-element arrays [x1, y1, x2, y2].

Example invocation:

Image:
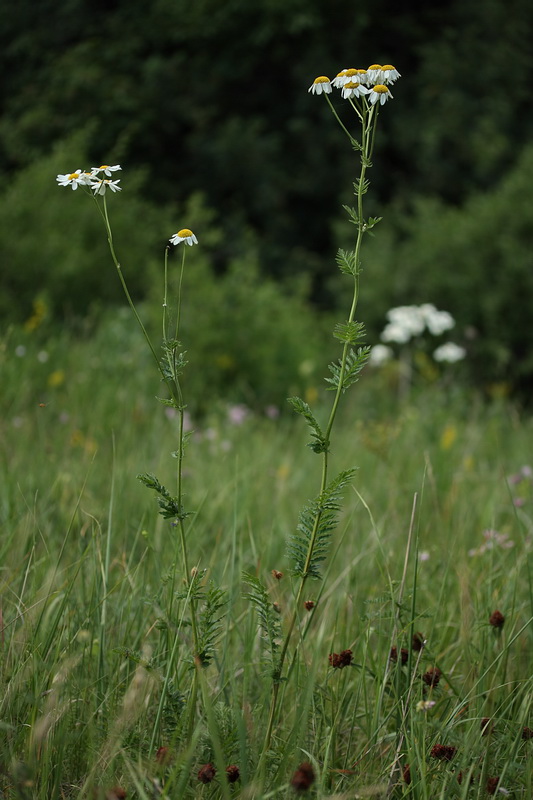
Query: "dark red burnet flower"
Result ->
[[155, 746, 171, 765], [225, 765, 240, 783], [412, 632, 425, 651], [291, 762, 315, 792], [486, 776, 500, 795], [106, 789, 127, 800], [422, 667, 441, 687], [329, 649, 352, 669], [304, 600, 315, 611], [457, 771, 475, 786], [402, 763, 411, 785], [522, 726, 533, 740], [390, 646, 408, 665], [480, 717, 493, 736], [198, 764, 216, 784], [272, 570, 283, 580], [430, 744, 457, 761], [489, 610, 505, 629]]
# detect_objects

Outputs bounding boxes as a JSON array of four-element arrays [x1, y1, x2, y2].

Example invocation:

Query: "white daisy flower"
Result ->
[[341, 81, 369, 99], [381, 65, 401, 84], [308, 76, 332, 95], [332, 69, 349, 88], [169, 228, 198, 246], [91, 164, 121, 176], [366, 64, 384, 83], [369, 84, 393, 105], [56, 170, 89, 190], [354, 69, 369, 85], [90, 178, 122, 195], [433, 342, 466, 363]]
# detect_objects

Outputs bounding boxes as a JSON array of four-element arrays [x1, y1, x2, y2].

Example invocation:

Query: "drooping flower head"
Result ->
[[169, 228, 198, 246], [308, 76, 332, 95], [381, 65, 401, 84], [369, 85, 393, 105], [341, 81, 370, 100], [366, 64, 384, 83], [90, 178, 122, 195]]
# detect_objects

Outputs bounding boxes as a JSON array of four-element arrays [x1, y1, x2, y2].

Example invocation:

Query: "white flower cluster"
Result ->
[[56, 164, 122, 195], [309, 64, 400, 105], [369, 304, 466, 366], [381, 304, 455, 344]]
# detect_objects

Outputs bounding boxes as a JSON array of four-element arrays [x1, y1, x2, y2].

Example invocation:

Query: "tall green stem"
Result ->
[[98, 195, 201, 740], [262, 102, 375, 756]]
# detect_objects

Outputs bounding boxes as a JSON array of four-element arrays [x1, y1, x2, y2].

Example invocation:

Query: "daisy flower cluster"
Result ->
[[56, 164, 122, 195], [308, 64, 400, 105]]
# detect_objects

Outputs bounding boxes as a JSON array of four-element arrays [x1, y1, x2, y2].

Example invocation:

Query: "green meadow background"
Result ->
[[1, 0, 533, 797]]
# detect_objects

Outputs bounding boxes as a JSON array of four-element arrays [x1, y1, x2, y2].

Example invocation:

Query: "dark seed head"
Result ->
[[480, 717, 493, 736], [291, 762, 315, 792], [522, 726, 533, 740], [329, 649, 353, 669], [412, 632, 425, 651], [402, 763, 411, 784], [272, 570, 283, 581], [486, 776, 500, 795], [198, 764, 216, 784], [430, 743, 457, 761], [489, 610, 505, 629], [225, 765, 240, 783], [422, 667, 441, 687], [390, 646, 408, 665], [304, 600, 315, 611]]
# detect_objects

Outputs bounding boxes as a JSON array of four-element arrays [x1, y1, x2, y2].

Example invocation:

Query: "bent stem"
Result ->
[[261, 105, 375, 758]]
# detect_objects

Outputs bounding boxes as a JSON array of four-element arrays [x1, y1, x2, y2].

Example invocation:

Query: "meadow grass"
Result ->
[[1, 326, 532, 798]]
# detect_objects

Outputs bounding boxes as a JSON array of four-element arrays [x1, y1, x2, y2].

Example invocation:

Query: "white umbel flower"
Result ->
[[369, 85, 393, 105], [420, 304, 455, 335], [341, 81, 369, 99], [308, 76, 332, 95], [433, 342, 466, 363], [56, 170, 91, 190], [169, 228, 198, 246], [369, 344, 393, 366], [90, 178, 122, 195]]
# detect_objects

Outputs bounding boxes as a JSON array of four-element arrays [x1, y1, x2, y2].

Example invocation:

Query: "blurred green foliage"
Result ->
[[1, 0, 533, 395]]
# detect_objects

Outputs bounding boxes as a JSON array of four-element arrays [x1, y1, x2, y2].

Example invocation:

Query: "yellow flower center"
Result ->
[[382, 65, 396, 71], [335, 70, 347, 78], [344, 81, 361, 89], [356, 69, 367, 76], [343, 69, 358, 78], [177, 228, 193, 238], [68, 172, 79, 180], [313, 76, 330, 84], [372, 84, 389, 94], [99, 165, 110, 170], [368, 64, 383, 71]]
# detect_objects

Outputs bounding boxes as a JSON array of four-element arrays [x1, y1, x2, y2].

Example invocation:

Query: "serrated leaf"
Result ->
[[325, 346, 371, 392], [335, 249, 358, 276], [287, 396, 329, 454], [333, 320, 366, 344], [287, 469, 357, 580], [138, 472, 191, 520]]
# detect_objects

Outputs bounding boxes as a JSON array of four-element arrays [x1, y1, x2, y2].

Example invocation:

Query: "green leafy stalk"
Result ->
[[261, 96, 383, 756]]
